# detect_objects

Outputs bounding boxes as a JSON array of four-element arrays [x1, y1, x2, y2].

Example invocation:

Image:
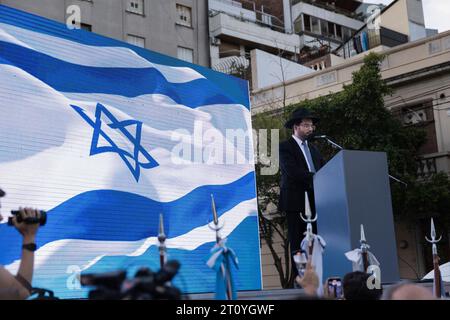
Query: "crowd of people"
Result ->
[[296, 257, 441, 300]]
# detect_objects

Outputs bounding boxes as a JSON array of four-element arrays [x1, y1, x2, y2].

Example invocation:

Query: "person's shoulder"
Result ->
[[280, 137, 294, 149]]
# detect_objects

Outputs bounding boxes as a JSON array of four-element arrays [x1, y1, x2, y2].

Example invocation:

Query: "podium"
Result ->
[[314, 150, 400, 283]]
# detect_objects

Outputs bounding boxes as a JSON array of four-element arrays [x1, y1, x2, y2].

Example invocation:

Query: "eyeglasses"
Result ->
[[299, 124, 316, 130]]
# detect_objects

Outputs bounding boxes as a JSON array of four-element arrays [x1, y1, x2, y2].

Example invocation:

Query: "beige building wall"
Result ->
[[0, 0, 211, 67], [380, 0, 410, 36], [260, 231, 288, 289], [395, 221, 425, 280]]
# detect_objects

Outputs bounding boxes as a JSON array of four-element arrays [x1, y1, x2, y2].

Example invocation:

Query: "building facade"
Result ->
[[208, 0, 366, 89], [0, 0, 211, 67]]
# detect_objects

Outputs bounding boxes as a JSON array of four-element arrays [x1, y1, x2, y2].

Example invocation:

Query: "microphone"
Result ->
[[309, 134, 344, 150], [307, 134, 327, 141]]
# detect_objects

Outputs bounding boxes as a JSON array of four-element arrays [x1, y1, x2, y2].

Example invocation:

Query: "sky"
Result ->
[[362, 0, 450, 33]]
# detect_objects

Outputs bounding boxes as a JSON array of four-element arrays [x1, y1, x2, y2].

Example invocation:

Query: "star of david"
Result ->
[[71, 103, 159, 182]]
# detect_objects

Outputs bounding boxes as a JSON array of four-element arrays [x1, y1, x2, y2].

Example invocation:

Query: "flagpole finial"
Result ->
[[300, 192, 317, 223], [209, 194, 223, 243], [211, 194, 219, 226], [360, 224, 366, 242], [431, 218, 436, 239], [304, 192, 311, 219], [360, 224, 370, 252], [425, 218, 442, 255], [158, 213, 165, 239], [158, 213, 167, 268]]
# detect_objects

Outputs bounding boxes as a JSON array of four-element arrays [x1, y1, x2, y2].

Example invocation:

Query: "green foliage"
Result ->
[[394, 173, 450, 224]]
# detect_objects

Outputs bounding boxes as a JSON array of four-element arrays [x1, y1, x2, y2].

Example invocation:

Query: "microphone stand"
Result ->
[[312, 135, 408, 187]]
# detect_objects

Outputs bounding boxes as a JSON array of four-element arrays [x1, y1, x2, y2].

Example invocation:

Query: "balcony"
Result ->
[[209, 0, 286, 32], [292, 1, 364, 32], [209, 11, 301, 54], [416, 152, 450, 178], [292, 0, 365, 21], [337, 26, 408, 59]]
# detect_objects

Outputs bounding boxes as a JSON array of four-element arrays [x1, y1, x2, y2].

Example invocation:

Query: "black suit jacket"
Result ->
[[279, 137, 325, 212]]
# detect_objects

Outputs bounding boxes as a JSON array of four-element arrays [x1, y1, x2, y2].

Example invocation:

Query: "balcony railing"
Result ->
[[292, 0, 365, 21], [210, 0, 286, 33], [337, 26, 407, 58], [212, 54, 252, 88], [416, 157, 437, 178]]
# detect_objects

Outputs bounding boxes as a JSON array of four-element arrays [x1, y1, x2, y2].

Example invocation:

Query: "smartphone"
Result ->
[[293, 251, 308, 277], [327, 277, 343, 299]]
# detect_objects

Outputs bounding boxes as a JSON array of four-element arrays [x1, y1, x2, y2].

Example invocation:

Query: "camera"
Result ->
[[80, 260, 182, 300], [7, 210, 47, 226]]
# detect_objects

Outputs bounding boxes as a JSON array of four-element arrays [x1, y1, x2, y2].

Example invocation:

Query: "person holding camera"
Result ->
[[0, 188, 42, 300]]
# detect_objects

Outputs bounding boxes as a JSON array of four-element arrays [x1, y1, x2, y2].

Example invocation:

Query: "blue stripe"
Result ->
[[0, 41, 245, 108], [30, 216, 261, 298], [84, 216, 261, 295], [0, 4, 250, 109], [0, 172, 256, 265]]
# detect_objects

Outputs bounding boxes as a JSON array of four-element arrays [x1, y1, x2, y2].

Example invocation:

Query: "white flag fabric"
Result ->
[[301, 234, 326, 296], [0, 5, 261, 298], [345, 249, 380, 272]]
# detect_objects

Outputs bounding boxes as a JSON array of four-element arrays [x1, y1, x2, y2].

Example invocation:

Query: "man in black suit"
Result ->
[[279, 108, 325, 278]]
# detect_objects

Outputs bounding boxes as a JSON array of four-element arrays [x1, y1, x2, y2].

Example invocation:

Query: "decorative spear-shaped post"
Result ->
[[300, 192, 317, 256], [158, 213, 167, 269], [299, 192, 326, 296], [345, 224, 380, 274], [360, 224, 370, 272], [425, 218, 443, 298], [207, 194, 238, 300]]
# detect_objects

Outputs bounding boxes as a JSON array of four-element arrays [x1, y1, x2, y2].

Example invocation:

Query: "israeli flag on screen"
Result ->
[[0, 5, 261, 298]]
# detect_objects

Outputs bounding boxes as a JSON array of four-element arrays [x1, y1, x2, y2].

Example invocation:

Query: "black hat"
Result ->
[[0, 188, 5, 197], [284, 108, 319, 129]]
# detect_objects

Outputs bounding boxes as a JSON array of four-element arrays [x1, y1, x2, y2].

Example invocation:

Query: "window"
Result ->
[[303, 14, 311, 32], [80, 23, 92, 31], [71, 21, 92, 31], [176, 4, 192, 27], [335, 25, 342, 40], [328, 22, 335, 37], [294, 16, 303, 33], [320, 20, 329, 37], [127, 34, 145, 48], [127, 0, 144, 15], [311, 16, 320, 34], [343, 28, 353, 41], [177, 46, 193, 63]]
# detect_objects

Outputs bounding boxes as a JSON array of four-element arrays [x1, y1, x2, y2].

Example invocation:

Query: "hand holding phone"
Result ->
[[326, 277, 343, 299]]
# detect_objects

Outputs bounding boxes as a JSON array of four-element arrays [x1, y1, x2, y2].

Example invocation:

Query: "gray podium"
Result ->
[[314, 150, 400, 283]]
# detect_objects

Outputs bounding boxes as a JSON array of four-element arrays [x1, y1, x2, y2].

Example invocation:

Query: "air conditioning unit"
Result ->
[[210, 37, 221, 46], [403, 109, 427, 125]]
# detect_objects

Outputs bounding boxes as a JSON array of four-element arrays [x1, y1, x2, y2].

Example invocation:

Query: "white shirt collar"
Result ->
[[292, 134, 307, 146]]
